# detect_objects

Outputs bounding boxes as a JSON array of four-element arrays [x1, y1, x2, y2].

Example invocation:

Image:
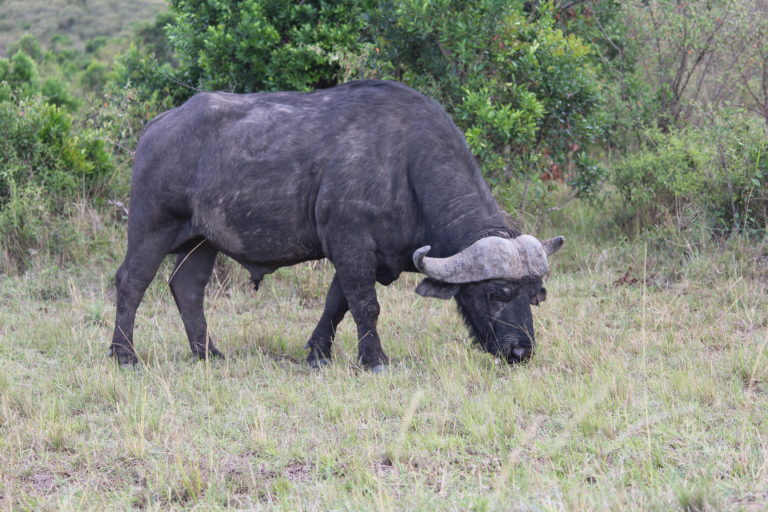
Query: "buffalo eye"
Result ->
[[490, 286, 516, 302], [530, 287, 547, 306]]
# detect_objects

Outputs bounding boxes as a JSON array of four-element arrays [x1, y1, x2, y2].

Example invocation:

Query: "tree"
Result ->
[[624, 0, 737, 130], [731, 0, 768, 130]]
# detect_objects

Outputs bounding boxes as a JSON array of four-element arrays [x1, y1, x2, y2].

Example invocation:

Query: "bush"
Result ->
[[360, 1, 605, 193], [80, 61, 108, 93], [166, 0, 372, 93], [6, 52, 40, 96], [613, 109, 768, 235], [0, 96, 116, 269], [1, 43, 77, 113], [0, 97, 113, 205], [8, 33, 44, 62], [41, 77, 79, 111]]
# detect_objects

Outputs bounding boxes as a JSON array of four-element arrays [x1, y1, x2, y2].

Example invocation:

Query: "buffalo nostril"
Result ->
[[511, 347, 532, 361]]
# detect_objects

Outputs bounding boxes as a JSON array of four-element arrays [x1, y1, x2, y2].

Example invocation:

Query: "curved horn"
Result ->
[[412, 235, 559, 284], [542, 236, 565, 256]]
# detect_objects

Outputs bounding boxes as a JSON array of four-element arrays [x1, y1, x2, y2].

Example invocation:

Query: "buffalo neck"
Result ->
[[411, 160, 514, 257]]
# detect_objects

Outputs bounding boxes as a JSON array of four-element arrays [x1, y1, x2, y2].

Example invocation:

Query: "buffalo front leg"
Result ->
[[306, 273, 349, 368], [168, 241, 223, 359], [334, 263, 388, 372], [110, 228, 178, 366]]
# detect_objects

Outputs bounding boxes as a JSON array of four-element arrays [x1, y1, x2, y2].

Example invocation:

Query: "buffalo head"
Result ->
[[413, 235, 564, 362]]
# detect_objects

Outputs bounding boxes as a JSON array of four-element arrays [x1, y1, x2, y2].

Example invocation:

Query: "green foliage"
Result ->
[[7, 52, 40, 95], [84, 36, 109, 55], [613, 109, 768, 234], [133, 10, 177, 63], [166, 0, 372, 93], [555, 1, 658, 151], [0, 58, 9, 82], [0, 82, 11, 103], [41, 77, 79, 111], [0, 97, 114, 203], [0, 38, 80, 113], [111, 46, 187, 112], [359, 1, 604, 193], [0, 33, 114, 111], [49, 34, 74, 53], [8, 33, 44, 61], [0, 96, 115, 266], [80, 61, 108, 93]]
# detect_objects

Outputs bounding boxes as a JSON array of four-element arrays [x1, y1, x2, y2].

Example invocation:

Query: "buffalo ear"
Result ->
[[530, 287, 547, 306], [415, 278, 460, 300]]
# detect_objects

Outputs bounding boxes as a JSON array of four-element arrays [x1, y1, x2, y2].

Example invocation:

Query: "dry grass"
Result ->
[[0, 228, 766, 510]]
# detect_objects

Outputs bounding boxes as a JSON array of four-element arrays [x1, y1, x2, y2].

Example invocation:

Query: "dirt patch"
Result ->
[[284, 461, 312, 482], [729, 492, 768, 511], [27, 470, 56, 495]]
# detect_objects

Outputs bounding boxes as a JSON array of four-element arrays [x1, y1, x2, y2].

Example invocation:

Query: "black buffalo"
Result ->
[[109, 80, 563, 371]]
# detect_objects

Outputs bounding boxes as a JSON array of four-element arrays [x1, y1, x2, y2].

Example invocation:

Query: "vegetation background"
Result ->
[[0, 0, 766, 510]]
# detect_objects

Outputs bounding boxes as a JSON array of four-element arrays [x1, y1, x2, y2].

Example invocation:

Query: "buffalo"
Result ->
[[109, 80, 564, 371]]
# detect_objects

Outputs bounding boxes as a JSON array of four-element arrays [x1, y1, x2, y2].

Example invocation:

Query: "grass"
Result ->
[[0, 214, 767, 510]]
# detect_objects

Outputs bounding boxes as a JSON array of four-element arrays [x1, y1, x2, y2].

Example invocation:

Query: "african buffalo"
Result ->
[[109, 80, 563, 371]]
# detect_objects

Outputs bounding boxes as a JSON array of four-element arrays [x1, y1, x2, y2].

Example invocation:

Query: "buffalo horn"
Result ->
[[412, 235, 564, 284]]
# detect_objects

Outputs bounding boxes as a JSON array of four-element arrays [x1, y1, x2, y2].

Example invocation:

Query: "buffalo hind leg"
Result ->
[[305, 274, 349, 368], [169, 241, 223, 359], [109, 227, 179, 366], [334, 259, 388, 372]]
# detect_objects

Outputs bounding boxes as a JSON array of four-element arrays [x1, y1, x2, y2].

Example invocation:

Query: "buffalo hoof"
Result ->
[[359, 353, 389, 373], [107, 345, 138, 367], [307, 356, 331, 369], [306, 341, 332, 369], [369, 364, 386, 374], [193, 346, 225, 360]]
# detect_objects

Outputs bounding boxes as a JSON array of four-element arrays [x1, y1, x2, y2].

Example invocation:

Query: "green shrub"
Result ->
[[7, 52, 40, 95], [166, 0, 372, 93], [80, 61, 108, 93], [613, 109, 768, 235], [360, 1, 604, 193], [0, 96, 116, 268], [0, 83, 11, 103], [554, 1, 658, 152], [8, 33, 44, 62], [0, 182, 49, 271], [134, 11, 177, 63], [112, 45, 189, 108], [1, 99, 114, 201], [84, 36, 109, 55], [41, 77, 79, 111]]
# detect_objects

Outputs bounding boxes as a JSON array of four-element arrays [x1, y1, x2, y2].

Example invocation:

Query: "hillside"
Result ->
[[0, 0, 167, 55]]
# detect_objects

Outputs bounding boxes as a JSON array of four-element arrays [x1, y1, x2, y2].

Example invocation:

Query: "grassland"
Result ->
[[0, 0, 166, 55], [0, 205, 766, 511]]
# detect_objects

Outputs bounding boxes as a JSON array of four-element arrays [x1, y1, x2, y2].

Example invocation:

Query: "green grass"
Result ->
[[0, 225, 767, 510]]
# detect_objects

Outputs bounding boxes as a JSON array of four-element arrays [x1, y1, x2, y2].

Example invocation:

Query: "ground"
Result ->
[[0, 230, 766, 511]]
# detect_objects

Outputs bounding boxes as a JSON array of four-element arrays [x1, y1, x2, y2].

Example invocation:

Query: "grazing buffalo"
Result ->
[[109, 80, 564, 371]]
